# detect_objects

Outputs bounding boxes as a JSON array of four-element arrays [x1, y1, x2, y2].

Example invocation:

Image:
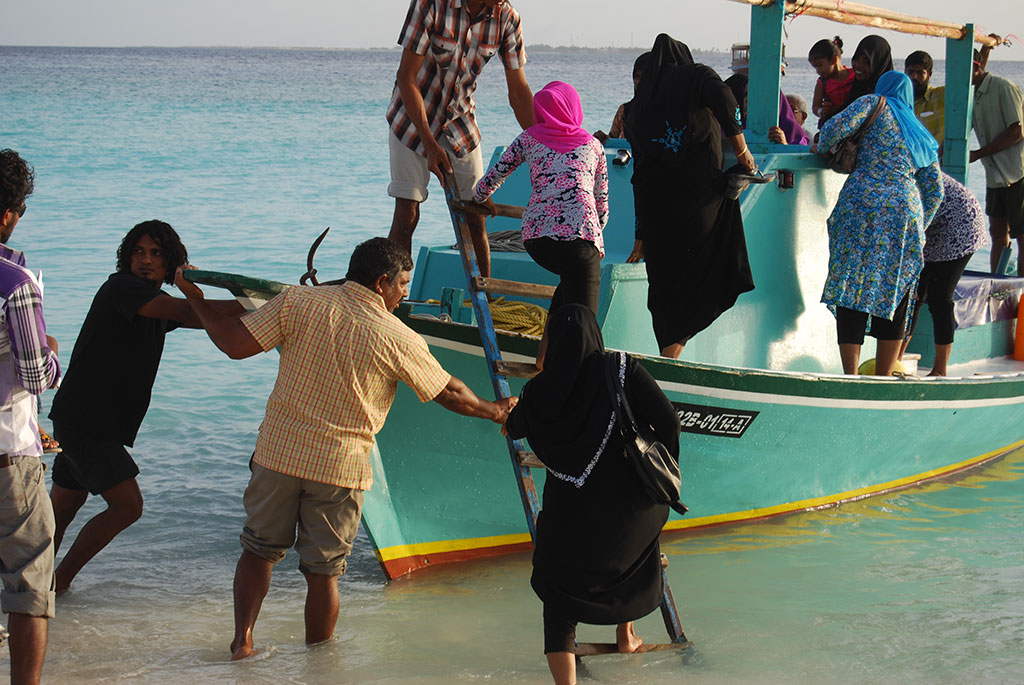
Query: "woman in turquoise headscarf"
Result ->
[[816, 70, 943, 376]]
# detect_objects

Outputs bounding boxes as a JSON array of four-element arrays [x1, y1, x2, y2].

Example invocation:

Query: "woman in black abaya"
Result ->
[[626, 33, 757, 359], [505, 305, 681, 685]]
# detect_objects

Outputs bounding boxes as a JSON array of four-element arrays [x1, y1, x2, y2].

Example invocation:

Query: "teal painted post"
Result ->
[[943, 24, 975, 184], [746, 2, 785, 148]]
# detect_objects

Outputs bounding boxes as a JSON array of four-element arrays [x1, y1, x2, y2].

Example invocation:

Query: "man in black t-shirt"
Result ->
[[48, 220, 244, 595]]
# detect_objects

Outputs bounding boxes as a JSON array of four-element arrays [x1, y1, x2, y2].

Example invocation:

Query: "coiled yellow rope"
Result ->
[[422, 297, 548, 336], [485, 297, 547, 337]]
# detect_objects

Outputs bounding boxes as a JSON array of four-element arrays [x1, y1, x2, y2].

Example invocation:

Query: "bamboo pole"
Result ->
[[725, 0, 1001, 47]]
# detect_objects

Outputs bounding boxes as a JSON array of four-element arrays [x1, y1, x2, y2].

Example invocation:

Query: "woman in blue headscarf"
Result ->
[[815, 70, 943, 376]]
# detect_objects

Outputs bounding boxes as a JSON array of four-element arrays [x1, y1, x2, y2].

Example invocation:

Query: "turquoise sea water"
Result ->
[[2, 46, 1024, 682]]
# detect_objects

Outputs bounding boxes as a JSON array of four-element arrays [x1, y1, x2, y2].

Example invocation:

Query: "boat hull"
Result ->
[[366, 311, 1024, 578]]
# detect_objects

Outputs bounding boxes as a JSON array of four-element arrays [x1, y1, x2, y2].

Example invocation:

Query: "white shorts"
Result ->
[[388, 131, 483, 203]]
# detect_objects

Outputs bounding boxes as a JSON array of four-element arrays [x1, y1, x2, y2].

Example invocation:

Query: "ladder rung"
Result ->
[[473, 276, 555, 299], [575, 641, 690, 656], [517, 450, 545, 469], [492, 203, 525, 218], [494, 360, 540, 379], [459, 201, 525, 219]]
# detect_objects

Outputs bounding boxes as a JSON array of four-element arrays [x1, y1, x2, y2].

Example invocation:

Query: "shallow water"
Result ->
[[1, 46, 1024, 682]]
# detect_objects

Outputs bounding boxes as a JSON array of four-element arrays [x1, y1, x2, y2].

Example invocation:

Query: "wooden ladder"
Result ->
[[441, 181, 689, 655]]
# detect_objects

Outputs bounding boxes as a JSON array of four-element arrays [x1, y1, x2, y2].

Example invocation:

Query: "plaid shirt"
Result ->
[[242, 281, 451, 489], [386, 0, 527, 157], [0, 253, 61, 455]]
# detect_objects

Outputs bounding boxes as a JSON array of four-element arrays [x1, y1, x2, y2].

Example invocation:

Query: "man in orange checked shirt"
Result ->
[[175, 237, 516, 660]]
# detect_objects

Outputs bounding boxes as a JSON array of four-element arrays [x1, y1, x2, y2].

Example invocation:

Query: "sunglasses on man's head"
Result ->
[[15, 203, 26, 217]]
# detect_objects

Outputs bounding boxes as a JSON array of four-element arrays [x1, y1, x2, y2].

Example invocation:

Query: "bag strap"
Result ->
[[604, 351, 640, 435], [849, 95, 887, 143]]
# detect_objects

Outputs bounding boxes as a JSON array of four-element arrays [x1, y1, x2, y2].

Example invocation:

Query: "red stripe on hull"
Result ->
[[380, 540, 534, 579]]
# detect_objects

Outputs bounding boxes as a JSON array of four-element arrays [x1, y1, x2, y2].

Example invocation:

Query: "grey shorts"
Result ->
[[0, 457, 56, 618], [387, 130, 483, 202], [240, 463, 363, 576]]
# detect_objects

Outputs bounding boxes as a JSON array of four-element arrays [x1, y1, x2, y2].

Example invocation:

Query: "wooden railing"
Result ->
[[727, 0, 1002, 46]]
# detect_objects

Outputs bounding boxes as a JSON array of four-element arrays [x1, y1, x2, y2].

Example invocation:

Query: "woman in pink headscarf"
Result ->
[[473, 81, 608, 368]]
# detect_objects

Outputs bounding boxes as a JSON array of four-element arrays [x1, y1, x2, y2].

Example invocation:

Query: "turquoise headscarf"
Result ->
[[874, 71, 939, 169]]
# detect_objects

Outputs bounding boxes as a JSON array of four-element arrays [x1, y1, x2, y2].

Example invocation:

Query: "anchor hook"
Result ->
[[300, 227, 331, 285]]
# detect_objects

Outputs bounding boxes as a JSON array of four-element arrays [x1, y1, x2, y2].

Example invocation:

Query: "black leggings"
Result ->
[[543, 605, 578, 654], [908, 254, 972, 345], [836, 292, 910, 345], [524, 237, 601, 315]]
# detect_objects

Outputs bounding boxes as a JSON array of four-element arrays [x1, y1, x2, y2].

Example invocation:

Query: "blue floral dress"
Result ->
[[819, 94, 943, 321]]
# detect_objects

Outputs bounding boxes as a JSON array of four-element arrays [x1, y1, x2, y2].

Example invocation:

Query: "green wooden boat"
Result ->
[[189, 2, 1024, 579]]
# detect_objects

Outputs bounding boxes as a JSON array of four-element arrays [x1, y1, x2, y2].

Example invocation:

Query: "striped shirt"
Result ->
[[242, 281, 451, 489], [0, 253, 61, 456], [386, 0, 527, 158]]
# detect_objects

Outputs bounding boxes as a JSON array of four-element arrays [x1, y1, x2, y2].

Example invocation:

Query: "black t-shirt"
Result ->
[[50, 272, 181, 446]]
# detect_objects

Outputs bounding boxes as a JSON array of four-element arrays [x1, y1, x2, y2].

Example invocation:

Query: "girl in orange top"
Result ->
[[809, 36, 854, 125]]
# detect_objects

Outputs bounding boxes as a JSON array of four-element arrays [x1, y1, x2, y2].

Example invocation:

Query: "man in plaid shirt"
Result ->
[[0, 149, 62, 685], [386, 0, 535, 278], [176, 237, 517, 659]]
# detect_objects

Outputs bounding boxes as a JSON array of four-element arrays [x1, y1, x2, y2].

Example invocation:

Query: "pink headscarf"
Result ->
[[527, 81, 595, 153]]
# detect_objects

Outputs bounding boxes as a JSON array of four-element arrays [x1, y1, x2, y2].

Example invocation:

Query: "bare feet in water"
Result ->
[[230, 635, 254, 661], [616, 621, 642, 653]]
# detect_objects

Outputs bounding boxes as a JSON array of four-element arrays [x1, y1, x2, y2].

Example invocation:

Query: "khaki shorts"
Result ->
[[388, 130, 483, 202], [0, 457, 56, 618], [240, 463, 363, 576]]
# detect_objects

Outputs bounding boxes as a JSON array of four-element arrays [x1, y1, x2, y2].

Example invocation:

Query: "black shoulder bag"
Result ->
[[825, 95, 886, 174], [604, 352, 688, 516]]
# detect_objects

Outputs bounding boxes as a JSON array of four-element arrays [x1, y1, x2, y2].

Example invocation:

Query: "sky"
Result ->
[[1, 0, 1022, 60]]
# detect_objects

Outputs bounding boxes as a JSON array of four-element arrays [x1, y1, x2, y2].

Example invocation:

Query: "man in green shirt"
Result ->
[[905, 50, 945, 146], [970, 48, 1024, 275]]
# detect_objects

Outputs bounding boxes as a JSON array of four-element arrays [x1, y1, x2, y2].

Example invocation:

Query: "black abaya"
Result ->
[[626, 33, 754, 350], [506, 305, 680, 625]]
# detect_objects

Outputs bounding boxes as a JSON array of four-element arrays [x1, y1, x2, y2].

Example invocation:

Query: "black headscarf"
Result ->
[[506, 305, 615, 463], [844, 34, 894, 107], [633, 52, 652, 80], [627, 33, 741, 173]]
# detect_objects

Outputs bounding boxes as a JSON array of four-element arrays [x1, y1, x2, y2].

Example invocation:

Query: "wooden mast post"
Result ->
[[944, 23, 976, 185]]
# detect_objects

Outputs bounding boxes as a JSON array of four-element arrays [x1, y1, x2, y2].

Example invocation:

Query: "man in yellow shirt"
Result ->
[[905, 50, 945, 145], [175, 237, 516, 659]]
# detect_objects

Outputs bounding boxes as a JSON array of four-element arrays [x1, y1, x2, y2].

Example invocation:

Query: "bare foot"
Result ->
[[927, 369, 946, 377], [616, 621, 642, 653], [230, 636, 254, 661]]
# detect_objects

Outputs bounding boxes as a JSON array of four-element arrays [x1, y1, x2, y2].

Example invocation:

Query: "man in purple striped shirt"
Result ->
[[0, 148, 62, 685], [386, 0, 535, 277]]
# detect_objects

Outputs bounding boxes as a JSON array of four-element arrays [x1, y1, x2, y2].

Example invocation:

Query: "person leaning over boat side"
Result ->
[[47, 221, 245, 596], [814, 71, 943, 376], [386, 0, 535, 279], [969, 45, 1024, 276], [173, 237, 517, 660], [904, 50, 945, 147], [625, 33, 756, 360], [594, 52, 650, 144], [472, 81, 608, 369], [900, 173, 989, 376], [504, 304, 680, 685], [0, 149, 62, 685]]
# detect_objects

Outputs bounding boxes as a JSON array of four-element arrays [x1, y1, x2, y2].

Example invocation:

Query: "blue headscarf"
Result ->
[[874, 71, 939, 169]]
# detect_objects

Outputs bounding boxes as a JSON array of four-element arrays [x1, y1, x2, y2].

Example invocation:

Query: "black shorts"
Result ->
[[985, 177, 1024, 238], [50, 424, 139, 494]]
